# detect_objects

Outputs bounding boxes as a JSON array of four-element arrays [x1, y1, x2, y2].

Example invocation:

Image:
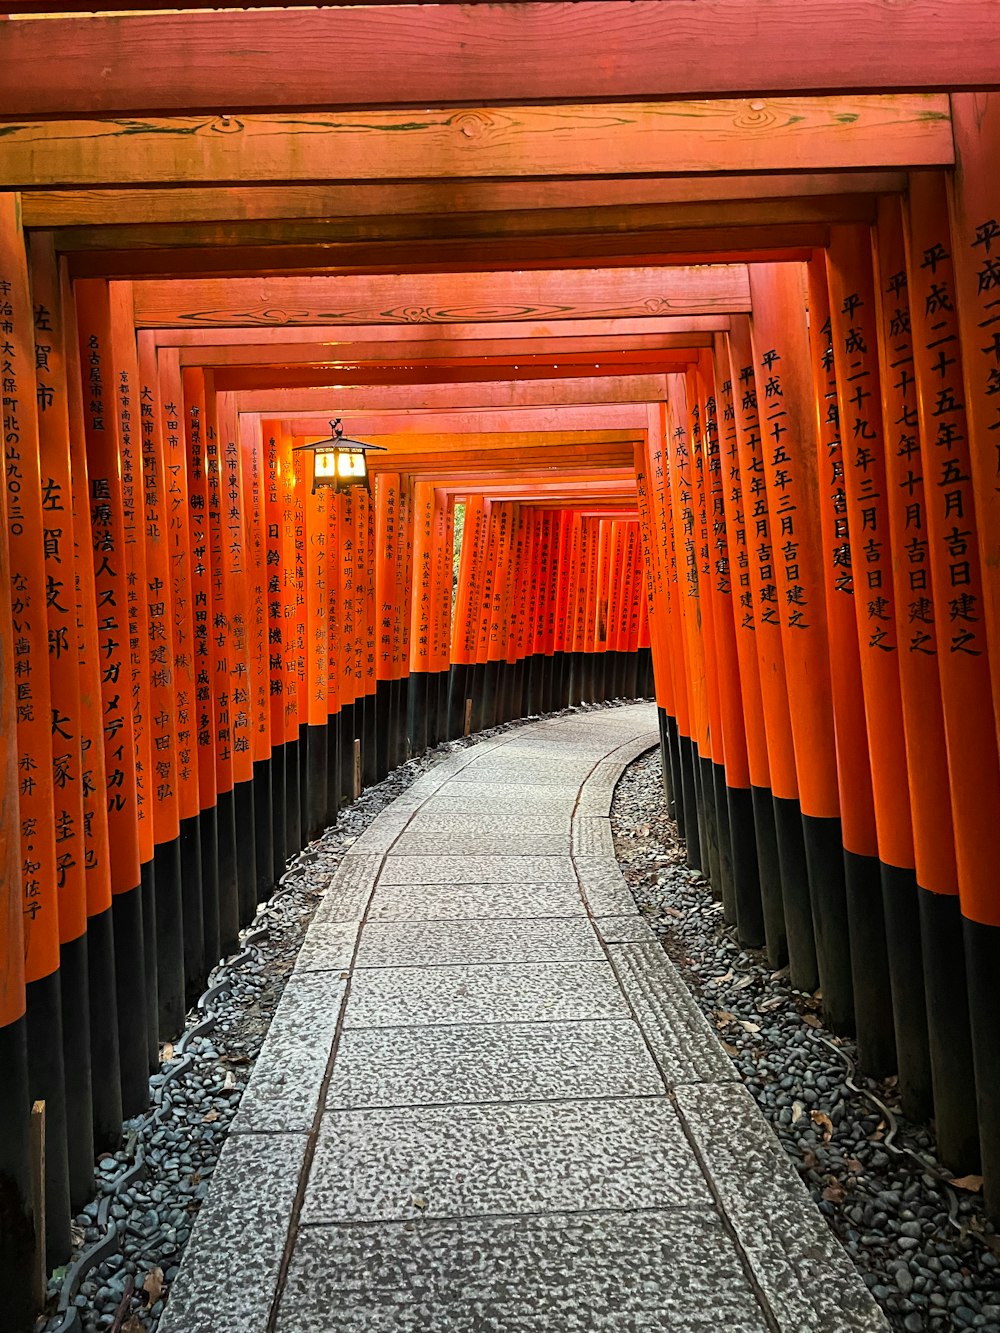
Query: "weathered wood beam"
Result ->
[[65, 228, 819, 280], [294, 430, 641, 457], [174, 334, 715, 367], [1, 99, 951, 188], [131, 265, 750, 327], [22, 175, 905, 227], [235, 373, 668, 413], [213, 356, 694, 392], [1, 4, 994, 118], [275, 405, 650, 435], [152, 316, 731, 346]]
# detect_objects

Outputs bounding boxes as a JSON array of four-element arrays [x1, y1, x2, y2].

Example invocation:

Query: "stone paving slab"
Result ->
[[609, 941, 738, 1087], [355, 916, 604, 968], [292, 920, 359, 973], [426, 782, 580, 810], [158, 1131, 308, 1333], [326, 1019, 665, 1109], [392, 820, 570, 857], [312, 853, 382, 922], [572, 814, 616, 858], [232, 973, 348, 1133], [344, 959, 630, 1028], [594, 913, 658, 943], [378, 853, 576, 883], [447, 764, 596, 785], [574, 858, 641, 915], [676, 1081, 891, 1332], [366, 880, 587, 921], [277, 1208, 771, 1333], [302, 1096, 710, 1223]]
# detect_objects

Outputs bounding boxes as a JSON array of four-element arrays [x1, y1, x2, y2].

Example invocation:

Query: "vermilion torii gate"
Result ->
[[2, 6, 1000, 1328]]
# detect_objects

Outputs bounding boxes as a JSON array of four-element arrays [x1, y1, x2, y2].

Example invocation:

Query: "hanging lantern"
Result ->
[[294, 419, 386, 494]]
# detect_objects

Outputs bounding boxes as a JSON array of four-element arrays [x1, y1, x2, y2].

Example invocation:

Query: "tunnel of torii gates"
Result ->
[[2, 3, 1000, 1325]]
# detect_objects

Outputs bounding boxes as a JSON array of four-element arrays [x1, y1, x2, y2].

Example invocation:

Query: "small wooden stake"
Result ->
[[464, 698, 473, 737], [30, 1100, 45, 1310], [353, 738, 362, 800]]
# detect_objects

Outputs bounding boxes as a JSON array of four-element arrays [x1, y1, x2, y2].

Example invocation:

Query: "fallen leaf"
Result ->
[[738, 1020, 761, 1034], [869, 1121, 886, 1142], [709, 970, 734, 985], [822, 1182, 847, 1204], [142, 1266, 165, 1305], [160, 1042, 174, 1062], [802, 1014, 823, 1029], [721, 1041, 739, 1057], [411, 1195, 428, 1210], [792, 1101, 805, 1124], [950, 1174, 984, 1193], [810, 1111, 834, 1142], [664, 907, 683, 919], [202, 1108, 219, 1123], [801, 1150, 819, 1169], [845, 1158, 864, 1174], [732, 975, 755, 992], [714, 1010, 736, 1027], [122, 1319, 145, 1333], [222, 1070, 236, 1091]]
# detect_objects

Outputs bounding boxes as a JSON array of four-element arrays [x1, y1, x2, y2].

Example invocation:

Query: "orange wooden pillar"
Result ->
[[712, 341, 770, 948], [904, 169, 1000, 1186], [947, 92, 1000, 1212], [726, 316, 798, 969], [750, 263, 848, 1020], [158, 349, 210, 976], [263, 421, 291, 874], [356, 484, 378, 785], [373, 471, 399, 775], [328, 487, 352, 806], [73, 278, 150, 1118], [0, 197, 35, 1333], [408, 479, 436, 756], [29, 235, 97, 1211], [484, 501, 515, 728], [472, 496, 500, 730], [450, 495, 486, 737], [506, 506, 531, 719], [826, 225, 929, 1120], [804, 258, 895, 1076], [392, 479, 413, 766], [551, 509, 574, 709], [237, 408, 277, 897], [302, 443, 330, 838], [1, 198, 72, 1273]]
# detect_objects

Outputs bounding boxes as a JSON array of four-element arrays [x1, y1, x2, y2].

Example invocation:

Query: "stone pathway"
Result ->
[[159, 704, 888, 1333]]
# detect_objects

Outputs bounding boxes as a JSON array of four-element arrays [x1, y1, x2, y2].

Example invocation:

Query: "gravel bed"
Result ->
[[40, 698, 636, 1333], [612, 748, 1000, 1333]]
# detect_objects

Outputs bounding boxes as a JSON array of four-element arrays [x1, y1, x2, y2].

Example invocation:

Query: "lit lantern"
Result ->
[[294, 419, 386, 494]]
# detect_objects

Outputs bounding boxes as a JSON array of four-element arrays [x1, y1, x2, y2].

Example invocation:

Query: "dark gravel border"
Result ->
[[611, 748, 1000, 1333]]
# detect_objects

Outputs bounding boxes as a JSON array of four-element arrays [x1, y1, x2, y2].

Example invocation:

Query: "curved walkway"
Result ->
[[160, 704, 887, 1333]]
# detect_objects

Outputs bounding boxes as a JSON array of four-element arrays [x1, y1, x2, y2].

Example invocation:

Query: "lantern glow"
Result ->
[[294, 420, 386, 494]]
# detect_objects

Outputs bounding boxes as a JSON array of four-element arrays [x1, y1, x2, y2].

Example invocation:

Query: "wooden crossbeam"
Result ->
[[313, 432, 640, 457], [1, 99, 952, 188], [21, 174, 905, 227], [1, 4, 994, 117], [174, 334, 715, 367], [235, 373, 668, 413], [152, 316, 731, 346], [213, 355, 694, 392], [65, 228, 818, 279], [132, 265, 750, 327], [275, 406, 650, 434]]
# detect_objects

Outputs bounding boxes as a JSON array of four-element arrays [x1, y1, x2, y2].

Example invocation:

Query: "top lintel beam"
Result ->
[[0, 4, 996, 118]]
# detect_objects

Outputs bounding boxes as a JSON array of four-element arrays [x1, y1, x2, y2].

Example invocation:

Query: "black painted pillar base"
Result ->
[[388, 677, 406, 768], [751, 786, 787, 969], [624, 650, 640, 700], [728, 785, 765, 949], [699, 755, 722, 900], [25, 969, 71, 1266], [525, 655, 542, 715], [657, 708, 673, 813], [59, 933, 94, 1210], [843, 848, 896, 1076], [435, 669, 451, 744], [919, 889, 979, 1172], [772, 797, 818, 992], [152, 837, 185, 1039], [362, 689, 378, 786], [713, 763, 736, 924], [284, 738, 302, 862], [964, 917, 1000, 1218], [325, 713, 341, 825], [374, 679, 392, 779], [179, 813, 205, 1001], [252, 759, 274, 905], [86, 905, 122, 1151], [216, 787, 240, 958], [0, 1014, 35, 1333], [303, 724, 328, 843], [408, 670, 430, 758], [339, 705, 356, 805], [881, 862, 934, 1123], [666, 714, 683, 834], [447, 663, 468, 740], [482, 661, 501, 731], [111, 887, 149, 1119], [269, 749, 287, 883], [678, 734, 701, 870], [139, 858, 158, 1068], [802, 814, 854, 1036], [233, 779, 258, 929]]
